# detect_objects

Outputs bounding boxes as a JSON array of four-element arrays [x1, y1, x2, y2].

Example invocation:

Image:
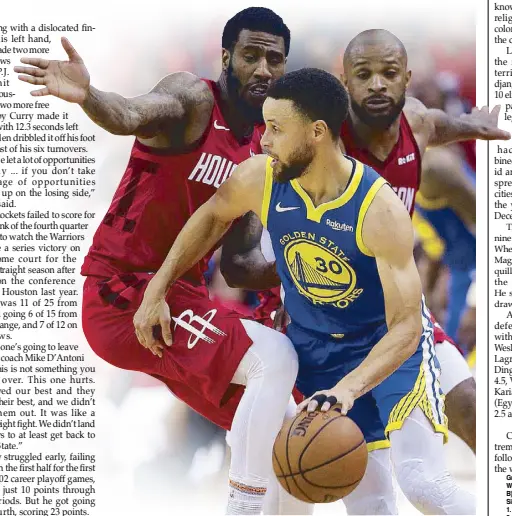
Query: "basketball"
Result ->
[[272, 406, 368, 503]]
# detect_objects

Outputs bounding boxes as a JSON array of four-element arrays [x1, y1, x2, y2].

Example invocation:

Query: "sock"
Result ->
[[226, 476, 267, 515]]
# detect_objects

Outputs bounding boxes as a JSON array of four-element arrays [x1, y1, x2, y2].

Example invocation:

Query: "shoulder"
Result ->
[[229, 154, 269, 188], [403, 96, 435, 153], [215, 155, 269, 216], [361, 183, 414, 262], [403, 97, 431, 130], [403, 96, 428, 120], [151, 72, 214, 110], [152, 72, 209, 95]]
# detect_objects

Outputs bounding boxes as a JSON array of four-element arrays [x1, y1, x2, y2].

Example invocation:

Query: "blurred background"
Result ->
[[9, 1, 475, 513]]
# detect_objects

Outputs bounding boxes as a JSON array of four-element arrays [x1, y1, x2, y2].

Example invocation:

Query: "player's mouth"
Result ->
[[248, 83, 270, 98], [364, 96, 393, 112]]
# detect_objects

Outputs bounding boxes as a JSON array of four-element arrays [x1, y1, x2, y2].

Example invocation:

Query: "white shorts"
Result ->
[[436, 340, 473, 394]]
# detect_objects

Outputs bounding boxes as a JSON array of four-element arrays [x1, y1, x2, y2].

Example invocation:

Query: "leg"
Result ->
[[444, 378, 476, 453], [391, 407, 476, 515], [343, 448, 398, 515], [227, 320, 299, 515], [83, 277, 298, 514], [338, 393, 398, 515], [436, 340, 476, 453], [261, 396, 314, 515]]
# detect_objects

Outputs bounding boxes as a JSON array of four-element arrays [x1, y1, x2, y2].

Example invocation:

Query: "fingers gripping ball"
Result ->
[[272, 406, 368, 503]]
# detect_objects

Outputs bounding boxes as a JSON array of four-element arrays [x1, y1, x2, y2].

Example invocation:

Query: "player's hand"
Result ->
[[272, 304, 290, 331], [14, 37, 90, 104], [297, 384, 356, 416], [133, 286, 173, 358], [459, 105, 511, 141]]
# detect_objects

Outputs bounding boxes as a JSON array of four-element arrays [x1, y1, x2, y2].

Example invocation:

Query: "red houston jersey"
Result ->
[[340, 114, 421, 217], [81, 80, 261, 284]]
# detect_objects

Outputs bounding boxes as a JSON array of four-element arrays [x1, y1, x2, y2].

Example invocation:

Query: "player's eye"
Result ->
[[385, 70, 398, 78], [244, 54, 256, 63], [356, 71, 370, 80], [268, 56, 283, 66]]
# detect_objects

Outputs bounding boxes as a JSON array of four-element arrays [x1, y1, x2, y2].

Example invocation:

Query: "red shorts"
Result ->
[[430, 313, 463, 354], [252, 287, 282, 328], [82, 273, 250, 430]]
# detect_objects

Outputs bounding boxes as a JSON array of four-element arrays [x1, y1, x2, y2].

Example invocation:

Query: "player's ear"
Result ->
[[340, 73, 348, 88], [221, 49, 231, 72], [405, 70, 412, 89], [313, 120, 329, 141]]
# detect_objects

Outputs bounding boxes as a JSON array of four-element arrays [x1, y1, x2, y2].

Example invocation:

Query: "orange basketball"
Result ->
[[272, 406, 368, 503]]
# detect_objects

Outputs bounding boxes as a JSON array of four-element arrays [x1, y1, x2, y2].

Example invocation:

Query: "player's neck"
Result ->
[[349, 109, 401, 161], [296, 149, 354, 207], [216, 76, 256, 142]]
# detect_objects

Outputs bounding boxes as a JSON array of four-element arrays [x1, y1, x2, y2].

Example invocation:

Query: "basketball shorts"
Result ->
[[82, 273, 252, 430], [253, 287, 463, 355], [252, 287, 282, 328], [286, 303, 448, 450]]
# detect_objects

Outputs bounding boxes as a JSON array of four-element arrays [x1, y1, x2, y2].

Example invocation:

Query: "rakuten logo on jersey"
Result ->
[[188, 152, 238, 188], [326, 219, 353, 232], [392, 186, 415, 213]]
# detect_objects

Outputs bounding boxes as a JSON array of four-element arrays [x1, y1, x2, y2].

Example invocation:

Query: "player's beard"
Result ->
[[226, 61, 264, 125], [351, 93, 406, 130], [273, 143, 315, 183]]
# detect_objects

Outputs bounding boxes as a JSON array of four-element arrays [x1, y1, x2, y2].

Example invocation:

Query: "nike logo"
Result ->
[[214, 120, 230, 131], [276, 202, 300, 212]]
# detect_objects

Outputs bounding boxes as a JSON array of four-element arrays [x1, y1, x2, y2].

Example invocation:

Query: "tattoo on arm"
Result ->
[[81, 72, 212, 139]]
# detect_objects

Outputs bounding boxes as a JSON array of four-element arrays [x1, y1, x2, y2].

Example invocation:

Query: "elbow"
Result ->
[[109, 126, 134, 136], [222, 272, 242, 289], [406, 314, 423, 358], [109, 109, 145, 136], [219, 256, 243, 288], [109, 128, 133, 136], [401, 314, 423, 360], [113, 114, 142, 136]]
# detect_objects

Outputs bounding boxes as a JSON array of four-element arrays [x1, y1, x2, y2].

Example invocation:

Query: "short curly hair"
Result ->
[[267, 68, 349, 137], [222, 7, 290, 56]]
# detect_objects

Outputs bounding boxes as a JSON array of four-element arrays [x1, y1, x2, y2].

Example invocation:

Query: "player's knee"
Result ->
[[446, 377, 476, 420], [445, 378, 476, 446], [242, 320, 298, 384], [265, 333, 298, 386], [395, 460, 455, 512], [274, 333, 298, 367]]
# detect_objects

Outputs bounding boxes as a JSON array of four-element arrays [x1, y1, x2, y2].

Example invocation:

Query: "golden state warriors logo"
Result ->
[[281, 234, 363, 309]]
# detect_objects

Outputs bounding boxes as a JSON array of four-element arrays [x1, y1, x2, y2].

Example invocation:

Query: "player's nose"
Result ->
[[254, 58, 272, 80], [261, 131, 273, 153], [368, 75, 386, 92]]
